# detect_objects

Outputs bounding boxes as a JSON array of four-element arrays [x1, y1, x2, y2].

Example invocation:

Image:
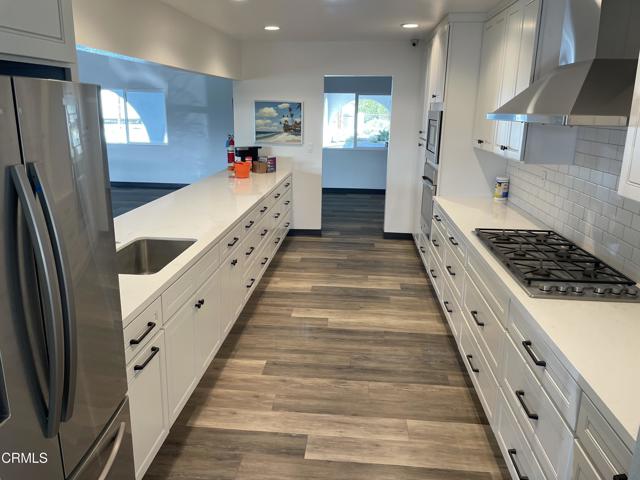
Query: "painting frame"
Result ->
[[254, 100, 304, 146]]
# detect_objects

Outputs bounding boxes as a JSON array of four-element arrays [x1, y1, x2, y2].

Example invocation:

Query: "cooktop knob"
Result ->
[[557, 285, 569, 294], [593, 287, 607, 295], [610, 287, 623, 296], [539, 284, 554, 293], [624, 287, 639, 297], [571, 285, 584, 295]]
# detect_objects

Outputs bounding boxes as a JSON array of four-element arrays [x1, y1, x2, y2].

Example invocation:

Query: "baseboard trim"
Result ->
[[383, 232, 413, 240], [111, 181, 188, 190], [288, 229, 322, 237], [322, 188, 385, 195]]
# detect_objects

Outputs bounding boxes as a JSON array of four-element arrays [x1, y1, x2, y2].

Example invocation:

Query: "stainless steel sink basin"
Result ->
[[117, 238, 196, 275]]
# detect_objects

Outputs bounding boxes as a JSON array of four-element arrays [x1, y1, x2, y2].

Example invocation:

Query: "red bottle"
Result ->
[[227, 134, 235, 166]]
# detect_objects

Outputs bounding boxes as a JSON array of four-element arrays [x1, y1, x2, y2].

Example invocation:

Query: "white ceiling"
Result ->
[[159, 0, 502, 41]]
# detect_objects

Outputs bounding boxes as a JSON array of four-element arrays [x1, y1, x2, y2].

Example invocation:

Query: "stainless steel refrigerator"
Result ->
[[0, 76, 134, 479]]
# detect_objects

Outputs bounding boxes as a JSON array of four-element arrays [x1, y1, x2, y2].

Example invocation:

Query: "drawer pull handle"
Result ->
[[507, 449, 529, 480], [465, 354, 479, 373], [261, 257, 269, 265], [134, 347, 160, 372], [246, 247, 255, 256], [613, 475, 628, 480], [429, 269, 438, 279], [245, 220, 255, 229], [194, 299, 205, 309], [470, 310, 485, 327], [231, 258, 238, 266], [261, 229, 269, 237], [433, 214, 442, 222], [274, 213, 281, 219], [274, 237, 281, 244], [260, 206, 268, 213], [285, 182, 290, 187], [443, 301, 453, 313], [432, 239, 440, 247], [448, 236, 459, 246], [274, 193, 281, 199], [419, 246, 426, 253], [285, 222, 290, 228], [522, 340, 546, 367], [284, 200, 291, 205], [129, 322, 156, 345], [515, 390, 539, 420], [446, 266, 456, 276], [246, 278, 255, 289], [228, 237, 239, 247]]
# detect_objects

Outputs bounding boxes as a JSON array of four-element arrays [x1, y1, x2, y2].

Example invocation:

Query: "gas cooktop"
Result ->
[[475, 228, 640, 302]]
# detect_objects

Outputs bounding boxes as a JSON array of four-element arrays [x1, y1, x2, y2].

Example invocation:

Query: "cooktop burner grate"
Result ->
[[474, 228, 639, 301]]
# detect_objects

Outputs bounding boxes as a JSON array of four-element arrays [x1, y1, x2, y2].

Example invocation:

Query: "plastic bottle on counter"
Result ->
[[493, 176, 509, 202]]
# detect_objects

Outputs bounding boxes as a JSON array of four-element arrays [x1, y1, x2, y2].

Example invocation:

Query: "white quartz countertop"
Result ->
[[436, 196, 640, 450], [114, 166, 292, 325]]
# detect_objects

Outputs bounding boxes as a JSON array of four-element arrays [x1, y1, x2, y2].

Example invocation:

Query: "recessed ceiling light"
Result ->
[[401, 23, 419, 29], [264, 25, 280, 31]]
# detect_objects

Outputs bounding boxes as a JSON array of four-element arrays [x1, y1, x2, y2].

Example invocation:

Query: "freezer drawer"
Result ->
[[68, 397, 134, 480]]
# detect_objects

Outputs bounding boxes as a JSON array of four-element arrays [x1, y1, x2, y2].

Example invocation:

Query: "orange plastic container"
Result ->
[[234, 161, 251, 179]]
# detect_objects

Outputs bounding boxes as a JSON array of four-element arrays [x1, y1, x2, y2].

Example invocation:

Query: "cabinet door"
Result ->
[[473, 11, 508, 149], [164, 298, 198, 422], [219, 252, 243, 338], [0, 0, 76, 64], [619, 52, 640, 202], [194, 266, 223, 375], [128, 332, 169, 479], [496, 0, 541, 160], [428, 25, 449, 104]]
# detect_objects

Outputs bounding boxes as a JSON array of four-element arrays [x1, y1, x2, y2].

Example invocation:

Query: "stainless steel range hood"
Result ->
[[487, 0, 640, 127]]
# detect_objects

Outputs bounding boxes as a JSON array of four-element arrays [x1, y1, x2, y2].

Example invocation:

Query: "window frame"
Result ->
[[323, 92, 391, 150], [100, 87, 169, 146]]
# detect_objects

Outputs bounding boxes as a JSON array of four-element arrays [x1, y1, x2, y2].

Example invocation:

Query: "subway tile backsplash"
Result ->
[[507, 127, 640, 281]]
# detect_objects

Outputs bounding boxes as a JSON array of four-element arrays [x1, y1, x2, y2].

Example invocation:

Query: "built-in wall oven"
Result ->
[[421, 161, 437, 240], [426, 109, 443, 166]]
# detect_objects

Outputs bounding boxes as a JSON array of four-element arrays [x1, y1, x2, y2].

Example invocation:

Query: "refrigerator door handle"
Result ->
[[10, 164, 65, 438], [28, 163, 77, 422], [97, 422, 126, 480]]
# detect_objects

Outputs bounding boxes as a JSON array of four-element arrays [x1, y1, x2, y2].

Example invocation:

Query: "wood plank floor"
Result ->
[[145, 192, 508, 480]]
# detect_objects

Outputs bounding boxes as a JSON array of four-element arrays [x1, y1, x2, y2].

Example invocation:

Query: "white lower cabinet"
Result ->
[[572, 441, 602, 480], [164, 294, 198, 423], [194, 267, 223, 375], [128, 332, 169, 479], [496, 389, 547, 480]]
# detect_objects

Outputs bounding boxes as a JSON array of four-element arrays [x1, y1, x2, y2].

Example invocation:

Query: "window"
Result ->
[[100, 89, 168, 145], [323, 93, 391, 149]]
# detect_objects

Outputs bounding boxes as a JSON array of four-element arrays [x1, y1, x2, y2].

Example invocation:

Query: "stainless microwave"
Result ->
[[426, 109, 443, 165]]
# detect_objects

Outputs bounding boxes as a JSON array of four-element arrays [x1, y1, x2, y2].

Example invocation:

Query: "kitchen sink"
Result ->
[[116, 238, 196, 275]]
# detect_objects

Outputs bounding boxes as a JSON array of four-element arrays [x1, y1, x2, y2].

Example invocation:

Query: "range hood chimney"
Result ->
[[487, 0, 640, 126]]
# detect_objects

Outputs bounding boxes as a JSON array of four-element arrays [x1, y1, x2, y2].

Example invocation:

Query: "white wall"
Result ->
[[77, 51, 234, 184], [234, 41, 422, 232], [72, 0, 241, 79], [322, 149, 388, 190]]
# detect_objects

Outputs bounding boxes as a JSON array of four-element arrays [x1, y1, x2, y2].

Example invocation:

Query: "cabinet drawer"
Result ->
[[460, 320, 499, 423], [430, 222, 446, 265], [282, 176, 292, 192], [441, 281, 463, 340], [502, 335, 573, 480], [467, 249, 509, 326], [495, 389, 547, 480], [443, 242, 465, 300], [576, 394, 632, 480], [123, 298, 162, 365], [427, 246, 443, 297], [128, 331, 169, 479], [221, 221, 245, 260], [281, 190, 293, 211], [509, 301, 580, 428], [444, 220, 466, 265], [195, 241, 221, 288], [573, 441, 602, 480], [463, 273, 505, 376], [162, 265, 199, 321], [254, 196, 274, 223]]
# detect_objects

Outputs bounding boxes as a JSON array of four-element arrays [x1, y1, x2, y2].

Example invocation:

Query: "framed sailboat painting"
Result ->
[[254, 101, 303, 145]]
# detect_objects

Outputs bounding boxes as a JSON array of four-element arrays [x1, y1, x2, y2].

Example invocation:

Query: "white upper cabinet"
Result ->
[[0, 0, 76, 64], [473, 11, 508, 150], [473, 0, 541, 160], [427, 24, 450, 106], [619, 51, 640, 202]]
